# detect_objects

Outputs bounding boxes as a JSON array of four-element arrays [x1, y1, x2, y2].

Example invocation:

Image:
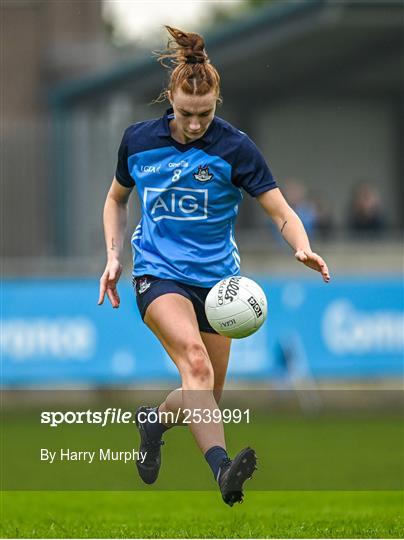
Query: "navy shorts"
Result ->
[[132, 274, 218, 334]]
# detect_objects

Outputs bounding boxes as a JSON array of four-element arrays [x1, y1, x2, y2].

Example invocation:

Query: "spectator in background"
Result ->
[[283, 179, 316, 236], [283, 179, 334, 239], [348, 182, 386, 235]]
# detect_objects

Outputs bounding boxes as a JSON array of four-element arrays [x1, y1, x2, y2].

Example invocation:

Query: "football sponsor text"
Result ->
[[144, 187, 208, 221]]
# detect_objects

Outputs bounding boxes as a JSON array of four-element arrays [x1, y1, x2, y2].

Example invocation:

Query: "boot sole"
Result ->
[[221, 447, 257, 506]]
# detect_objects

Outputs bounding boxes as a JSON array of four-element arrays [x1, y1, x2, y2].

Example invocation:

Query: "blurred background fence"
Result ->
[[1, 0, 403, 388]]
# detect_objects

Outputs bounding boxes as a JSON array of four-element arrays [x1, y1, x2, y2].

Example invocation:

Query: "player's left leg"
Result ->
[[201, 331, 257, 506], [158, 330, 256, 506]]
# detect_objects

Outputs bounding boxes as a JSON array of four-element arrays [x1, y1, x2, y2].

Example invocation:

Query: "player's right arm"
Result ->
[[98, 178, 133, 308]]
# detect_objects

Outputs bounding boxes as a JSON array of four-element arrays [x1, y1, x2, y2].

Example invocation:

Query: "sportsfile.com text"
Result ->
[[40, 408, 251, 427]]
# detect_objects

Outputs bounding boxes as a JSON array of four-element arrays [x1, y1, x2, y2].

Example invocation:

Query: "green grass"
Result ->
[[1, 490, 403, 538], [2, 407, 403, 537], [3, 411, 403, 490]]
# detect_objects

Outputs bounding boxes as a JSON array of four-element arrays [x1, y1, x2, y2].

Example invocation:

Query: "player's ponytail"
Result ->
[[155, 25, 221, 102]]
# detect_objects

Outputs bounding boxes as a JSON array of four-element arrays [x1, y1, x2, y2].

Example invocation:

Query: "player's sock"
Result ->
[[144, 406, 170, 440], [204, 445, 229, 480]]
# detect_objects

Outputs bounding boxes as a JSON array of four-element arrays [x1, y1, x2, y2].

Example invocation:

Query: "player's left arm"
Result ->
[[257, 188, 330, 283]]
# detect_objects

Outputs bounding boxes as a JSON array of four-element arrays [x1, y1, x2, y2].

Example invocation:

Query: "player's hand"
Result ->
[[98, 258, 123, 308], [295, 250, 330, 283]]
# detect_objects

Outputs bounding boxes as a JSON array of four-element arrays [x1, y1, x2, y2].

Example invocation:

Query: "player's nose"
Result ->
[[189, 119, 201, 132]]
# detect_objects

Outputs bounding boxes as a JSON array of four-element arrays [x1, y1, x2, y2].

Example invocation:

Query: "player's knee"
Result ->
[[183, 342, 213, 384]]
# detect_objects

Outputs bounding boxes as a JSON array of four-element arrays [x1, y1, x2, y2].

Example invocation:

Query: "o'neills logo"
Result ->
[[224, 277, 241, 303], [193, 165, 214, 182], [217, 277, 241, 306]]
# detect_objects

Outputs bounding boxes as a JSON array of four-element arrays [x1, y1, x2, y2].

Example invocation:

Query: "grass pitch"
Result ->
[[1, 405, 403, 537], [1, 490, 403, 538]]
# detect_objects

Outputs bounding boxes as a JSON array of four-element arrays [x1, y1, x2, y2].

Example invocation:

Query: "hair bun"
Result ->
[[185, 55, 206, 64], [164, 25, 208, 66], [153, 25, 221, 103]]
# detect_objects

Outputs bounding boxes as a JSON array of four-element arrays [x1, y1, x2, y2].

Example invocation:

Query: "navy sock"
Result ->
[[204, 446, 229, 481], [145, 406, 170, 440]]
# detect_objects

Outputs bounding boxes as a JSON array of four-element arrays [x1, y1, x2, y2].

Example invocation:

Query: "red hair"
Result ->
[[155, 25, 221, 102]]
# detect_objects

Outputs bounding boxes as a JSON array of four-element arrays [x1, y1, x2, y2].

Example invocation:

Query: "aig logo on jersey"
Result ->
[[144, 187, 208, 222]]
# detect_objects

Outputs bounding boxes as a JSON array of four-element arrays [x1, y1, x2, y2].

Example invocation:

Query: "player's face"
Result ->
[[169, 89, 217, 144]]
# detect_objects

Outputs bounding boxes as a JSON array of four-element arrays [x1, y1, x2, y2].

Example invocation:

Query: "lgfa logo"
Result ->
[[140, 164, 161, 174]]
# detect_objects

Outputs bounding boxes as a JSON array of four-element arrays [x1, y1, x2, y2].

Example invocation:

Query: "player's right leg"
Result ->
[[134, 290, 225, 484], [157, 331, 231, 425], [144, 292, 226, 453]]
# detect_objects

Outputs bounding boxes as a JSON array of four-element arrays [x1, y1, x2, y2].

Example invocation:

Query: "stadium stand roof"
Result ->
[[49, 0, 404, 108]]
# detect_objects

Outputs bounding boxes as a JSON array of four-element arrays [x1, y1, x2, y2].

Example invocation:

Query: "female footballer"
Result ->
[[98, 26, 330, 506]]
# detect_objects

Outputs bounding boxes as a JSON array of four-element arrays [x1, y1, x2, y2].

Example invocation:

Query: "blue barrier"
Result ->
[[1, 277, 403, 385]]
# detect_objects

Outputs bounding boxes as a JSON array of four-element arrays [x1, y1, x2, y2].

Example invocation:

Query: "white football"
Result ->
[[205, 276, 268, 338]]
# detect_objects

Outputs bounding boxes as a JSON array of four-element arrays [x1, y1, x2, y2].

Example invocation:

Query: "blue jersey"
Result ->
[[115, 108, 277, 287]]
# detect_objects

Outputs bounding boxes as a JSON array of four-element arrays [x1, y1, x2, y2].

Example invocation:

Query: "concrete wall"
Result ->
[[1, 0, 117, 258]]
